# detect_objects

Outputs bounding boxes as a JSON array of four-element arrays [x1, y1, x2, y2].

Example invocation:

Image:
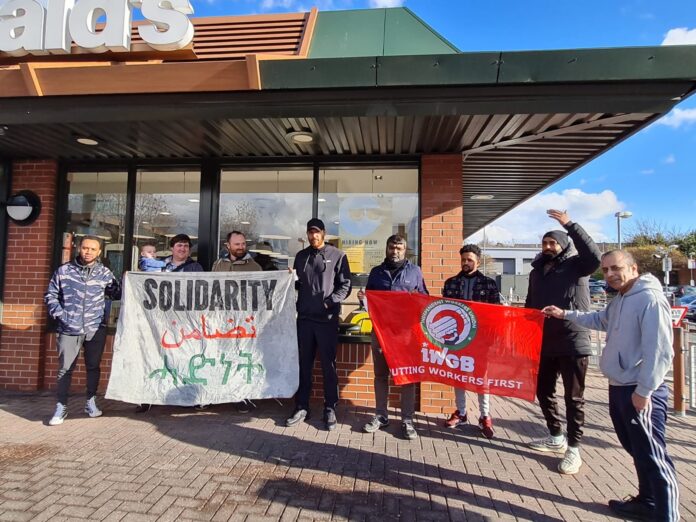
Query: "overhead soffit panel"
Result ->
[[0, 112, 656, 160]]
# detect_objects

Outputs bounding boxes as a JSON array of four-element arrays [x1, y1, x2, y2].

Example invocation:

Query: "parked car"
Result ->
[[678, 294, 696, 306], [589, 283, 606, 301], [686, 302, 696, 322]]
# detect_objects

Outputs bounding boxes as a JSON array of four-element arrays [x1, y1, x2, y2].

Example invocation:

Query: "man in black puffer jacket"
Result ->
[[525, 209, 601, 476]]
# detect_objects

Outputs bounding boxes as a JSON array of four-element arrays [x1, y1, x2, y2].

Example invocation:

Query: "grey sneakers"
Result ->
[[363, 415, 389, 433], [528, 434, 568, 453], [401, 420, 418, 440]]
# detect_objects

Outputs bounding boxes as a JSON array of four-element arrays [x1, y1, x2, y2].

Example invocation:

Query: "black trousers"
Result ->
[[536, 354, 588, 447], [610, 384, 679, 522], [296, 318, 339, 411], [56, 327, 107, 405]]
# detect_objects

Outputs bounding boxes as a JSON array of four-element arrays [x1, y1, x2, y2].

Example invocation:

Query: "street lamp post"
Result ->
[[614, 211, 633, 249], [689, 252, 695, 287]]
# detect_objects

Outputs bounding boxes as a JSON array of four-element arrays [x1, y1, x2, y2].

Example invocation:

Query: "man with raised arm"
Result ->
[[525, 209, 601, 475]]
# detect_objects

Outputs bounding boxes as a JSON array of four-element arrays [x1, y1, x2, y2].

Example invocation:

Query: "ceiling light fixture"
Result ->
[[187, 198, 199, 203], [286, 130, 315, 145], [159, 211, 172, 215], [240, 221, 250, 225], [76, 136, 99, 146], [0, 125, 8, 136], [470, 194, 495, 200]]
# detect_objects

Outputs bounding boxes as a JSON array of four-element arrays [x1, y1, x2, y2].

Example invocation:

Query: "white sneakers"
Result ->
[[529, 434, 582, 474], [49, 397, 102, 426], [558, 447, 582, 475], [84, 396, 103, 418], [48, 402, 67, 426]]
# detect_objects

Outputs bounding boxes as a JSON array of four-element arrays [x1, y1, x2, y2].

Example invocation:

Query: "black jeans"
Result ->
[[295, 318, 339, 411], [56, 327, 107, 405], [536, 354, 588, 447]]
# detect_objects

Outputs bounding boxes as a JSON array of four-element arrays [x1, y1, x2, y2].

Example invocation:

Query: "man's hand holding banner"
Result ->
[[106, 272, 299, 406], [367, 291, 545, 401]]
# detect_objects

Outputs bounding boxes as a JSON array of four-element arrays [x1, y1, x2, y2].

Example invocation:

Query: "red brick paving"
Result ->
[[0, 369, 694, 521]]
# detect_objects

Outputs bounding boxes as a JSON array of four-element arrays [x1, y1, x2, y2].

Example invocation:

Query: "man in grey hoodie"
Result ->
[[543, 250, 679, 522]]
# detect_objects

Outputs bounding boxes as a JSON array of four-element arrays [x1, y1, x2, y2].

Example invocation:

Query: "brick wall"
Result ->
[[310, 342, 412, 410], [0, 160, 58, 390], [419, 154, 463, 414]]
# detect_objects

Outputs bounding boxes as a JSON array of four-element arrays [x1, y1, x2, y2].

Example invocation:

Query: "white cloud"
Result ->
[[369, 0, 404, 6], [662, 27, 696, 46], [663, 154, 676, 164], [656, 108, 696, 129], [465, 188, 625, 244]]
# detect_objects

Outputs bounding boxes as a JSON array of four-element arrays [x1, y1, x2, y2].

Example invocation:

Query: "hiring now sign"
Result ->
[[0, 0, 194, 56]]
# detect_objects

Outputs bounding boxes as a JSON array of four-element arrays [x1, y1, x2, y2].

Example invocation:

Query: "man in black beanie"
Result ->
[[525, 209, 601, 475]]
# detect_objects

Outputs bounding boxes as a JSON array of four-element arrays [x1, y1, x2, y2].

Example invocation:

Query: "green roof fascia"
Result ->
[[498, 45, 696, 83], [307, 7, 459, 59], [261, 45, 696, 89]]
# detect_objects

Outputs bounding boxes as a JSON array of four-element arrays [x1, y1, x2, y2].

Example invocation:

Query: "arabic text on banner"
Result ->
[[106, 272, 298, 406], [366, 290, 544, 402]]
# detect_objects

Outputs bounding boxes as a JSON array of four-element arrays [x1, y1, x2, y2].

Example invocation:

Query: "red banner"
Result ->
[[367, 291, 545, 402]]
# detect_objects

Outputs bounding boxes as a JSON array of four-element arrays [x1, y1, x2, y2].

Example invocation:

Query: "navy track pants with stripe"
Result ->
[[609, 383, 680, 522]]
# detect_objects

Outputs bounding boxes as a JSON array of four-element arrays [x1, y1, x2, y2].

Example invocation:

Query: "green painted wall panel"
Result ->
[[308, 10, 386, 59], [377, 54, 500, 86], [383, 8, 458, 56]]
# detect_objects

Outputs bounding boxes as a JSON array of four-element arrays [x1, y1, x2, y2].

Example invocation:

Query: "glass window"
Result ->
[[219, 169, 313, 270], [318, 168, 419, 278], [65, 171, 128, 326], [133, 170, 201, 268]]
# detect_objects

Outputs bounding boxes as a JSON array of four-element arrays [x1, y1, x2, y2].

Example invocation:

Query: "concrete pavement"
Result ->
[[1, 369, 694, 521]]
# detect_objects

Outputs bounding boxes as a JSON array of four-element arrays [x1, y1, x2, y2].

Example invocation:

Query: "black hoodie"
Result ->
[[525, 221, 602, 356], [293, 244, 352, 322]]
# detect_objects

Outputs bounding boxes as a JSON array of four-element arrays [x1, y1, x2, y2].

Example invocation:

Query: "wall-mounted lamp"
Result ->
[[3, 190, 42, 226]]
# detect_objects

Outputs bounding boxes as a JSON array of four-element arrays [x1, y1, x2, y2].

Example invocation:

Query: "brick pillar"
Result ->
[[419, 154, 463, 413], [0, 160, 58, 390]]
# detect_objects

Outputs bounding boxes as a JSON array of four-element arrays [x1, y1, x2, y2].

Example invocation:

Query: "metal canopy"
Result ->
[[1, 46, 695, 237]]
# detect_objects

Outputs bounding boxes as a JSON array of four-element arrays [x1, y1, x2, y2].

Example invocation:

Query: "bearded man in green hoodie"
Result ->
[[543, 250, 679, 522]]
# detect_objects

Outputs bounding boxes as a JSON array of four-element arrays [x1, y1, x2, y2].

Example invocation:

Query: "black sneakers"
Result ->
[[324, 408, 337, 431], [608, 496, 655, 521], [286, 408, 309, 427]]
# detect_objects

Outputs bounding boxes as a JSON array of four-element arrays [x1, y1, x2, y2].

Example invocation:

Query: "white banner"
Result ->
[[106, 271, 298, 406]]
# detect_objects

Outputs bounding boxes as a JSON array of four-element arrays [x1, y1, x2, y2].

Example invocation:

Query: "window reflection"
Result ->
[[319, 168, 419, 274], [65, 171, 128, 326], [219, 169, 313, 270], [133, 170, 201, 268]]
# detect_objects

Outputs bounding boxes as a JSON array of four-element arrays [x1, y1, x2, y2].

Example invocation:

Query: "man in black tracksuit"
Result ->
[[286, 218, 352, 431], [525, 209, 601, 475]]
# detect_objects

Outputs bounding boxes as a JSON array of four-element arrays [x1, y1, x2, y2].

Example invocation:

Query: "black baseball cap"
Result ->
[[306, 218, 325, 231]]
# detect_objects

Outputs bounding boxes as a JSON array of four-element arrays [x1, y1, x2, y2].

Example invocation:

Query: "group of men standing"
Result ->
[[43, 210, 679, 521]]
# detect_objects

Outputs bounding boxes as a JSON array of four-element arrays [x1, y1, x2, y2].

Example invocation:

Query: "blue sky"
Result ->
[[190, 0, 696, 243]]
